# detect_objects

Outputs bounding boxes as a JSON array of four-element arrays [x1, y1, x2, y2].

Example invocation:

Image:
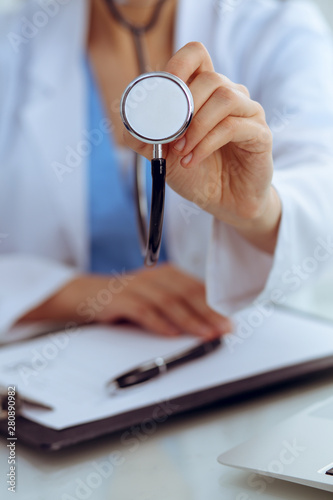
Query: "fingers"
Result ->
[[80, 265, 233, 339], [107, 289, 226, 340], [174, 73, 258, 156], [170, 70, 264, 167], [123, 129, 174, 165], [188, 292, 233, 333], [131, 286, 221, 339], [105, 264, 233, 339], [174, 115, 271, 169], [165, 41, 214, 84], [187, 72, 252, 117], [104, 294, 180, 337], [123, 129, 152, 160], [133, 265, 232, 338]]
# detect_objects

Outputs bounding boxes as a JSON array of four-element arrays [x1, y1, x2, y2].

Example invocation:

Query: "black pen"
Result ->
[[106, 337, 222, 390]]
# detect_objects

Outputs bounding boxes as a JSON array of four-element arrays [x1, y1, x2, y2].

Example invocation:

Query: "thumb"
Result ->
[[123, 129, 152, 160]]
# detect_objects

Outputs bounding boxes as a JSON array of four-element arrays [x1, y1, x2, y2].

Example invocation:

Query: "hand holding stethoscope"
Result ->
[[123, 42, 281, 256]]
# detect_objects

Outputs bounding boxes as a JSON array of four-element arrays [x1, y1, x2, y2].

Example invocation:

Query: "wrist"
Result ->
[[17, 275, 87, 324], [229, 187, 282, 254]]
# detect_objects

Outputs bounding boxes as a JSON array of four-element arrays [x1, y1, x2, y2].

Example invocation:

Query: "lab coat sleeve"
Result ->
[[0, 255, 78, 343], [207, 1, 333, 315], [0, 10, 80, 342]]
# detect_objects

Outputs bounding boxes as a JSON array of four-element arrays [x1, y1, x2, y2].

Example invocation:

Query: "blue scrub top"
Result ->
[[86, 59, 168, 274]]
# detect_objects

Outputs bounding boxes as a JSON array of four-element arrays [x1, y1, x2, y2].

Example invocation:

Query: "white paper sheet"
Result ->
[[0, 308, 332, 430]]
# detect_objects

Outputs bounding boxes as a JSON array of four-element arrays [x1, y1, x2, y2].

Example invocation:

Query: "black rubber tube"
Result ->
[[145, 158, 166, 266]]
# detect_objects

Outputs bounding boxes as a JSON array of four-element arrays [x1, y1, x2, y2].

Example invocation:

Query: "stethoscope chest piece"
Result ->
[[120, 72, 194, 266], [121, 72, 194, 144]]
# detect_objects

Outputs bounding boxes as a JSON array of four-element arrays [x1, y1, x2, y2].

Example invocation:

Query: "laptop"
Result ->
[[218, 396, 333, 493]]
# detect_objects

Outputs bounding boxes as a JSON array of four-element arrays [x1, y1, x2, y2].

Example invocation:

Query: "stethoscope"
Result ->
[[120, 72, 194, 266], [104, 0, 194, 266]]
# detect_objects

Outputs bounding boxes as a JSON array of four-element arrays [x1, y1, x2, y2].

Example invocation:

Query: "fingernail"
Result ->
[[174, 137, 186, 152], [182, 152, 193, 166]]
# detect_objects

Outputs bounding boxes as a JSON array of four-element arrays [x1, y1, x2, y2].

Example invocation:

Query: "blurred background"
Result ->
[[315, 0, 333, 23]]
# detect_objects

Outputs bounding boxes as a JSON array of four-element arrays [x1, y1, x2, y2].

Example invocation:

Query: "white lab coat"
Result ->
[[1, 0, 333, 342]]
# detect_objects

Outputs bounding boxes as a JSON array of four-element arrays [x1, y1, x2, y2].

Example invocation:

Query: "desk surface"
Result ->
[[0, 368, 332, 500]]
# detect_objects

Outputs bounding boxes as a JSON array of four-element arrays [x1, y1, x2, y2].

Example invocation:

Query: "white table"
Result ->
[[0, 359, 332, 500]]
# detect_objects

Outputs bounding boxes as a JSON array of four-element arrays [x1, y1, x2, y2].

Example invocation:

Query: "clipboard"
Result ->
[[1, 307, 333, 451]]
